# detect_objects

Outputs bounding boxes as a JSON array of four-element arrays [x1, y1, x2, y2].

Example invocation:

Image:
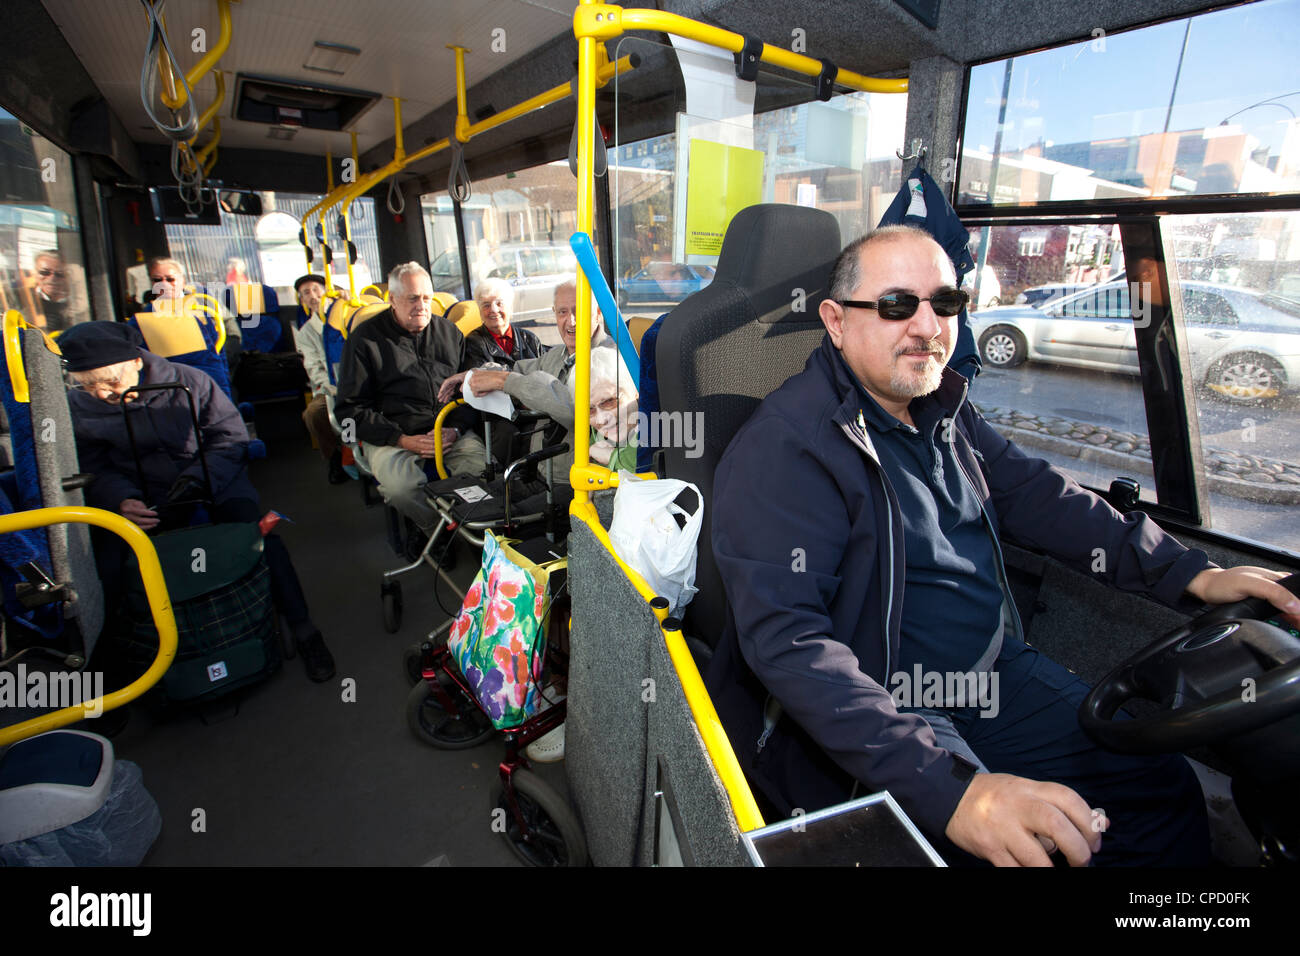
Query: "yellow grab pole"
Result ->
[[449, 46, 471, 143], [572, 0, 598, 506], [158, 0, 237, 112], [187, 71, 226, 150], [0, 508, 178, 747]]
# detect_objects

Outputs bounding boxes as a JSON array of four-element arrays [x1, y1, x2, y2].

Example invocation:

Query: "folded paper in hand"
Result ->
[[462, 370, 515, 419]]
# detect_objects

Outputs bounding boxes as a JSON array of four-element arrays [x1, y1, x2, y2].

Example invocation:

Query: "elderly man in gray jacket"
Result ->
[[437, 277, 629, 489]]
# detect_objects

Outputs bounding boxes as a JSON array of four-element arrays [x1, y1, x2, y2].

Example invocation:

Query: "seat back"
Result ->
[[445, 300, 481, 336], [225, 283, 289, 353], [344, 301, 390, 338], [430, 291, 457, 316], [654, 204, 842, 648]]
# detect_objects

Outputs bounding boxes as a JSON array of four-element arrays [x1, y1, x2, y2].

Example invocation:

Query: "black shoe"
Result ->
[[327, 452, 348, 485], [297, 630, 336, 683]]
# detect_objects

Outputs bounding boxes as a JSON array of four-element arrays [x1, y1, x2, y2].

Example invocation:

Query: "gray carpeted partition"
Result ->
[[568, 515, 753, 866], [21, 326, 104, 654], [639, 632, 750, 865]]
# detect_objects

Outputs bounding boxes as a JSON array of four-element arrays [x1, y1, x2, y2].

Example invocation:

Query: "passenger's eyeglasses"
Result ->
[[149, 275, 179, 283], [38, 268, 66, 278], [838, 289, 969, 320], [591, 397, 619, 412]]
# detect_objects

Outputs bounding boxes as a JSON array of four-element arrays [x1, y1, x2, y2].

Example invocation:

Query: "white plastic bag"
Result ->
[[607, 471, 704, 615]]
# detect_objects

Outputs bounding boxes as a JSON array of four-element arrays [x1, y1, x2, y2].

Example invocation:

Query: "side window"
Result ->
[[1184, 290, 1237, 327], [516, 250, 539, 277], [0, 108, 91, 331]]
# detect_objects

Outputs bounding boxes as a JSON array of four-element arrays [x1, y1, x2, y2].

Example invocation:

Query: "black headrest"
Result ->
[[713, 203, 844, 320], [653, 203, 842, 648]]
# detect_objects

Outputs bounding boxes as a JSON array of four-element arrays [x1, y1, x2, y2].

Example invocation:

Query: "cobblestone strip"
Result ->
[[975, 405, 1300, 505]]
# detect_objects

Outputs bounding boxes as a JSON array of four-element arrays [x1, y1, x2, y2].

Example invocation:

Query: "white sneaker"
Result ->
[[525, 723, 565, 763], [526, 691, 566, 763]]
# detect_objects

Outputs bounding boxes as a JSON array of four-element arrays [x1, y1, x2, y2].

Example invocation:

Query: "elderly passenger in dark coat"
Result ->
[[60, 321, 335, 682]]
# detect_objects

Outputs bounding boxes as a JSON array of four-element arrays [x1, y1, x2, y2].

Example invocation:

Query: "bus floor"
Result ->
[[107, 401, 569, 866]]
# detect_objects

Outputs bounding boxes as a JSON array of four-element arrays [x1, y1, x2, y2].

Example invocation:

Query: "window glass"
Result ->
[[421, 162, 581, 340], [965, 223, 1156, 502], [959, 0, 1300, 206], [1168, 210, 1300, 555], [0, 108, 90, 331], [162, 193, 381, 309], [610, 34, 907, 315]]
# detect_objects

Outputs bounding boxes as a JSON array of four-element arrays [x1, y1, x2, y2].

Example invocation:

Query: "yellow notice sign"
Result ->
[[684, 139, 764, 257]]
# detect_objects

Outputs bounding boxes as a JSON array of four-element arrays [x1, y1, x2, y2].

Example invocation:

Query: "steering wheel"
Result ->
[[1079, 573, 1300, 755]]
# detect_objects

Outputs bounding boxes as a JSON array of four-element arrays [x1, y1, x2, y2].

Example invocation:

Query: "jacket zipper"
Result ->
[[952, 441, 1026, 647], [755, 419, 900, 757], [838, 420, 897, 689]]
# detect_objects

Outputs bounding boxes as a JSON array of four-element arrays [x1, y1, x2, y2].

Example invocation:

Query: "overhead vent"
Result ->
[[267, 126, 297, 141], [233, 74, 380, 131]]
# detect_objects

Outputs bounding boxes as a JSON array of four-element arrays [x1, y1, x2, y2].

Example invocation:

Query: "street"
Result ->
[[972, 362, 1300, 556]]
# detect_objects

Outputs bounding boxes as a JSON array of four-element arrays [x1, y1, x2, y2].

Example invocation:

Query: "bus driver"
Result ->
[[707, 225, 1300, 867]]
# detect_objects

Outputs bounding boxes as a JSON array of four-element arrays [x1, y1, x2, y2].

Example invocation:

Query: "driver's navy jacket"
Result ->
[[706, 335, 1214, 838]]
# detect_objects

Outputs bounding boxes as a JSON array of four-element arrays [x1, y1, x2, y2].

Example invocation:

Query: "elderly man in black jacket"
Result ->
[[62, 322, 335, 682], [335, 261, 484, 533]]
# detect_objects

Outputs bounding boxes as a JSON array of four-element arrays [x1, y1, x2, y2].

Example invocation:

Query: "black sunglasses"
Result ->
[[838, 288, 969, 320], [38, 268, 66, 278]]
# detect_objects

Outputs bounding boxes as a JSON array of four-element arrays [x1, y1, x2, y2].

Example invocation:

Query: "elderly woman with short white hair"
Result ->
[[463, 276, 544, 370]]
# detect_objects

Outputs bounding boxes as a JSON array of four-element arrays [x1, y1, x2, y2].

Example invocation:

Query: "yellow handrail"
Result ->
[[3, 309, 31, 403], [431, 398, 465, 480], [580, 4, 908, 94], [188, 71, 226, 152], [156, 0, 236, 112], [298, 50, 634, 247], [0, 508, 178, 746]]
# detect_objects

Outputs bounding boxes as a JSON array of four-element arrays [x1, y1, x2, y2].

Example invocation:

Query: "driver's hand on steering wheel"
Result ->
[[1185, 566, 1300, 630], [944, 772, 1106, 867]]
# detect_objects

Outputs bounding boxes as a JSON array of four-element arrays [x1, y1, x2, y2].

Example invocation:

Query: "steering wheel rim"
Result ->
[[1079, 573, 1300, 754]]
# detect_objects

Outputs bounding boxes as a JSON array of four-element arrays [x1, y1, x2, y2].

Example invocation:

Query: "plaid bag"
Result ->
[[119, 524, 280, 704], [447, 532, 564, 730]]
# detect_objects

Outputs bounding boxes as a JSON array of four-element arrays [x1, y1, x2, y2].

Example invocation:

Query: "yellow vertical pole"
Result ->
[[572, 0, 598, 505], [345, 132, 360, 303], [319, 152, 335, 290]]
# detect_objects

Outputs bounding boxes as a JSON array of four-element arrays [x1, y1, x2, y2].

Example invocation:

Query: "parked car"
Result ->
[[616, 262, 715, 308], [1016, 271, 1127, 308], [429, 242, 577, 320], [967, 279, 1300, 403]]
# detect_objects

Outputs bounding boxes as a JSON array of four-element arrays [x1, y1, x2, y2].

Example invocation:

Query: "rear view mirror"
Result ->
[[218, 191, 263, 216]]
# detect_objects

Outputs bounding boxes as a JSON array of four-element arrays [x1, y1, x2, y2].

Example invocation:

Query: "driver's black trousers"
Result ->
[[900, 636, 1211, 866]]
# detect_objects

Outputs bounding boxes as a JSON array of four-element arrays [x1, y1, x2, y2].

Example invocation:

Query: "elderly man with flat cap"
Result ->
[[290, 273, 346, 484], [60, 321, 336, 682]]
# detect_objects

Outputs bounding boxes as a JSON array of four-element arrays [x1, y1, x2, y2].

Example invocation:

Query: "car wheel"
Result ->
[[979, 326, 1027, 368], [1206, 354, 1285, 403]]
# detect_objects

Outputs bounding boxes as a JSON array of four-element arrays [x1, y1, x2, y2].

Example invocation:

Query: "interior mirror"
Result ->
[[218, 191, 263, 216]]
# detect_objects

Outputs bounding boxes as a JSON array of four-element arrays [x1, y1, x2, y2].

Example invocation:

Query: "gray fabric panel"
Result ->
[[567, 518, 652, 866], [641, 633, 752, 867], [21, 328, 104, 651]]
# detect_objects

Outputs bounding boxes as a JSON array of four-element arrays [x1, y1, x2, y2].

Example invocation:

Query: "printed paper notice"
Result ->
[[684, 139, 764, 257]]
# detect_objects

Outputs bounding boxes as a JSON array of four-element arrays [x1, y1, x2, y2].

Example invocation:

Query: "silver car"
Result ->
[[968, 280, 1300, 403]]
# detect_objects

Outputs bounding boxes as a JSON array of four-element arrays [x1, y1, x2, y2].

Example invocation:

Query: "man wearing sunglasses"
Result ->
[[709, 225, 1300, 868], [32, 249, 85, 331]]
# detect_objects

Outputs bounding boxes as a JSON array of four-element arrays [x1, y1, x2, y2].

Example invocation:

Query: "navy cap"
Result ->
[[59, 322, 144, 372], [294, 273, 326, 293]]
